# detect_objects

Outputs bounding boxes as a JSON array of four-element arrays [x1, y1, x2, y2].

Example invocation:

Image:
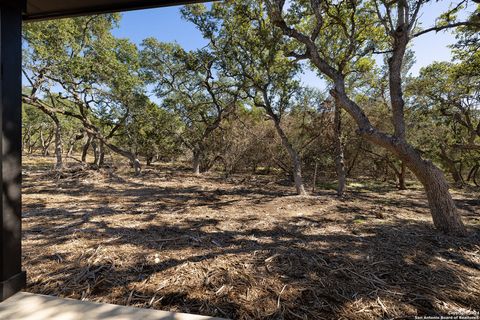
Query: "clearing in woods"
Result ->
[[22, 156, 480, 319]]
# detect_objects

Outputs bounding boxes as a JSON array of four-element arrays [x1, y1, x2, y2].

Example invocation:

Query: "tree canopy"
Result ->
[[21, 1, 480, 235]]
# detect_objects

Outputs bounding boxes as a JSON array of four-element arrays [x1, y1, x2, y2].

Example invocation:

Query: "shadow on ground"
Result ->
[[22, 166, 480, 320]]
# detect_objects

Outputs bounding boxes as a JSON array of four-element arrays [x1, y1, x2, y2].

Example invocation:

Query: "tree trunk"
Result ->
[[378, 137, 465, 235], [146, 156, 153, 166], [53, 119, 63, 170], [82, 135, 92, 163], [23, 127, 31, 153], [386, 157, 406, 190], [67, 132, 84, 157], [467, 164, 479, 187], [346, 144, 361, 176], [333, 102, 346, 197], [398, 161, 406, 190], [102, 140, 142, 175], [67, 140, 74, 158], [40, 130, 48, 156], [272, 119, 307, 196], [99, 141, 105, 166], [28, 136, 34, 154], [92, 139, 99, 166], [269, 4, 467, 233], [132, 158, 141, 176], [312, 162, 318, 193], [30, 133, 41, 154], [331, 85, 466, 235], [42, 135, 53, 156], [26, 128, 38, 154], [419, 164, 465, 234], [383, 160, 389, 182], [94, 140, 105, 167], [192, 149, 201, 175], [439, 147, 463, 188]]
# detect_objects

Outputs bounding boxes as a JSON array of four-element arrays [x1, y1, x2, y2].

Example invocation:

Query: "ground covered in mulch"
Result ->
[[22, 156, 480, 320]]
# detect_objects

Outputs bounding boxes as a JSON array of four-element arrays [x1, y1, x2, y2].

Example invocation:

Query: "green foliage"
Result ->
[[117, 101, 183, 161], [406, 59, 479, 182], [183, 0, 302, 117], [451, 4, 480, 76], [21, 2, 480, 189], [140, 35, 242, 170]]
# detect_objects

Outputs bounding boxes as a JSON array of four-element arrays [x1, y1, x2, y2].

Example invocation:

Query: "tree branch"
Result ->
[[413, 21, 480, 38]]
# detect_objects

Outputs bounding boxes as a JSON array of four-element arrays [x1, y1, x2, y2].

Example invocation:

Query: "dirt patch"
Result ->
[[22, 157, 480, 319]]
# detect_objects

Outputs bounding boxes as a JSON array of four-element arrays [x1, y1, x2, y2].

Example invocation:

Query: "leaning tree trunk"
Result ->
[[102, 141, 141, 175], [332, 85, 466, 235], [370, 132, 465, 235], [417, 162, 465, 234], [333, 102, 346, 197], [467, 164, 479, 187], [272, 119, 307, 196], [268, 1, 466, 234]]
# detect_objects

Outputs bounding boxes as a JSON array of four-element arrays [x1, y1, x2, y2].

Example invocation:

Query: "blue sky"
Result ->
[[112, 1, 470, 89]]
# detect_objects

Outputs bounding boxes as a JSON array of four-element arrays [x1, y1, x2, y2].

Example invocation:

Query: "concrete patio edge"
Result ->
[[0, 292, 228, 320]]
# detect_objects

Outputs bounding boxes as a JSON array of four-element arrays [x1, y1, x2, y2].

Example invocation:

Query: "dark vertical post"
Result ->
[[0, 0, 26, 301]]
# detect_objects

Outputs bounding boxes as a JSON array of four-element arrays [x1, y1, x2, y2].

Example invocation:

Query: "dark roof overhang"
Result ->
[[23, 0, 210, 21]]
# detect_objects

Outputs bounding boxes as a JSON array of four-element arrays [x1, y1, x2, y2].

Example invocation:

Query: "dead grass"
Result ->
[[22, 156, 480, 319]]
